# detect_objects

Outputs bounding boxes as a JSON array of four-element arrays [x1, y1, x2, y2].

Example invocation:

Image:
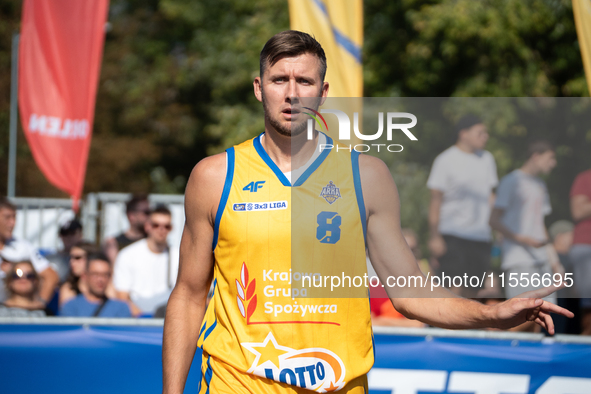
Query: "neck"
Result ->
[[455, 141, 476, 154], [86, 292, 104, 303], [146, 237, 167, 254], [6, 294, 36, 307], [520, 161, 539, 176], [125, 226, 145, 240], [262, 126, 319, 173]]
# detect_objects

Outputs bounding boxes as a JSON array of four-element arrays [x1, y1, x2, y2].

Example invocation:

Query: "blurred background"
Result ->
[[1, 0, 590, 250]]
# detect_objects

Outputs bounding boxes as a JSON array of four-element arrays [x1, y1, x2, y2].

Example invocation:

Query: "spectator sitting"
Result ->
[[113, 205, 179, 316], [103, 194, 150, 263], [46, 218, 83, 282], [58, 241, 98, 306], [60, 253, 131, 318], [0, 261, 51, 317], [0, 197, 59, 304]]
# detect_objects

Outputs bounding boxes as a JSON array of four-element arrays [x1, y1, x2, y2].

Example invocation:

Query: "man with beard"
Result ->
[[162, 31, 572, 394]]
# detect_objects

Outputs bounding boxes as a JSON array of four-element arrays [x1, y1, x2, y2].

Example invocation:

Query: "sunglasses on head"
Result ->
[[151, 222, 172, 230]]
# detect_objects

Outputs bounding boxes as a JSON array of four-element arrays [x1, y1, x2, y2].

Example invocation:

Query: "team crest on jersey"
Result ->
[[241, 332, 346, 392], [319, 181, 341, 205]]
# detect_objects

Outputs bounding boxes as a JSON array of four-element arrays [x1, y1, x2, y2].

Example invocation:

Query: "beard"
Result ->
[[261, 88, 316, 138]]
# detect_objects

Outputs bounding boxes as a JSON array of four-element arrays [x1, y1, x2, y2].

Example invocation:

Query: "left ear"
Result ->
[[319, 81, 329, 106]]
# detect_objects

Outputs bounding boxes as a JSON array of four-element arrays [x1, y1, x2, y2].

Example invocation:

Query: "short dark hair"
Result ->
[[86, 252, 111, 271], [59, 219, 82, 237], [456, 115, 483, 135], [526, 140, 554, 159], [126, 194, 149, 215], [150, 204, 171, 217], [0, 197, 16, 212], [260, 30, 327, 81]]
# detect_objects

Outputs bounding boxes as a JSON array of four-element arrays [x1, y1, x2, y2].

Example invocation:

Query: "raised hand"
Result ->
[[490, 286, 574, 334]]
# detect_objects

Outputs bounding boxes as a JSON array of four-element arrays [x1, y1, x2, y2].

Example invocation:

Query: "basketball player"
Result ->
[[162, 31, 573, 394]]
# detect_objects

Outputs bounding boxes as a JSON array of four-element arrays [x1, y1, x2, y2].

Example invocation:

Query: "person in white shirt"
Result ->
[[113, 205, 179, 316], [490, 141, 562, 305], [0, 197, 59, 304], [427, 115, 498, 297]]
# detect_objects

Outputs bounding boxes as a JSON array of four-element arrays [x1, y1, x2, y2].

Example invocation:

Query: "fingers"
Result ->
[[540, 301, 575, 318], [514, 297, 543, 312], [540, 311, 555, 335], [534, 316, 547, 331]]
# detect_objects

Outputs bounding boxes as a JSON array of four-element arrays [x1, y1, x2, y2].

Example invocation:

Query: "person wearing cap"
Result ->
[[0, 197, 59, 304], [46, 218, 84, 282], [427, 115, 498, 297]]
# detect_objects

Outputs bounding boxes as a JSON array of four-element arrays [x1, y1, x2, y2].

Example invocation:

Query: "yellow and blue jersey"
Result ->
[[198, 132, 372, 393]]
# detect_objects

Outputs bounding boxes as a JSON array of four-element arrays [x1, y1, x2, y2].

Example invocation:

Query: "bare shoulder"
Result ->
[[358, 154, 391, 178], [185, 152, 227, 222], [357, 154, 399, 215]]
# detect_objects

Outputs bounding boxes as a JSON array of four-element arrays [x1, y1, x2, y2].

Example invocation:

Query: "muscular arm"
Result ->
[[162, 153, 226, 394], [360, 155, 573, 332], [571, 194, 591, 223]]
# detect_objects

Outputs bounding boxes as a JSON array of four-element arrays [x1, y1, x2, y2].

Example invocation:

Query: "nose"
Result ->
[[286, 78, 298, 102]]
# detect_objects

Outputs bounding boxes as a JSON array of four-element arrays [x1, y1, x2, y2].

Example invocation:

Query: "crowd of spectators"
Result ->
[[0, 196, 177, 318], [0, 116, 590, 335], [370, 115, 591, 335]]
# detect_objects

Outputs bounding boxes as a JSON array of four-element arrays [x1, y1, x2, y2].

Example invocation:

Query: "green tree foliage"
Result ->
[[364, 0, 590, 238]]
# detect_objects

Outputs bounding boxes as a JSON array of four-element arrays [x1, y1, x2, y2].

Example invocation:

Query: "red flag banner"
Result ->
[[18, 0, 109, 208]]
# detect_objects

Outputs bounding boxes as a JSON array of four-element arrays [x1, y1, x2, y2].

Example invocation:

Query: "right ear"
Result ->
[[254, 77, 263, 103]]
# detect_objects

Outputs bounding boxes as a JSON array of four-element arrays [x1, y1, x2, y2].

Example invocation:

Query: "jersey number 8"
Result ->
[[316, 211, 341, 244]]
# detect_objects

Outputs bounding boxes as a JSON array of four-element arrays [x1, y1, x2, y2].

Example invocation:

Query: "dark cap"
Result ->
[[59, 219, 82, 236]]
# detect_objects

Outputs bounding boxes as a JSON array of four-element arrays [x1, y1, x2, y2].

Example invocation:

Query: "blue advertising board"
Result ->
[[0, 324, 590, 393]]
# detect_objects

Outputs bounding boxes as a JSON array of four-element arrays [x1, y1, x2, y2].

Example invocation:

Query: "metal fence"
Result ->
[[10, 193, 185, 252]]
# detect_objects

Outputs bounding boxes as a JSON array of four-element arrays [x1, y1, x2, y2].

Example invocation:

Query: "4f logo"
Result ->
[[244, 181, 265, 192]]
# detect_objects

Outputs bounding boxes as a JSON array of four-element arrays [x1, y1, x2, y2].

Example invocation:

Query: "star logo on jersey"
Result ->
[[241, 332, 346, 392], [319, 181, 341, 205]]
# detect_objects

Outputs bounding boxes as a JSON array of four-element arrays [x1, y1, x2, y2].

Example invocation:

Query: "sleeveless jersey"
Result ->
[[198, 133, 373, 392]]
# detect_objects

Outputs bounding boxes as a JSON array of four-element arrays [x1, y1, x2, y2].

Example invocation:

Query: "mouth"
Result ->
[[282, 107, 303, 120]]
